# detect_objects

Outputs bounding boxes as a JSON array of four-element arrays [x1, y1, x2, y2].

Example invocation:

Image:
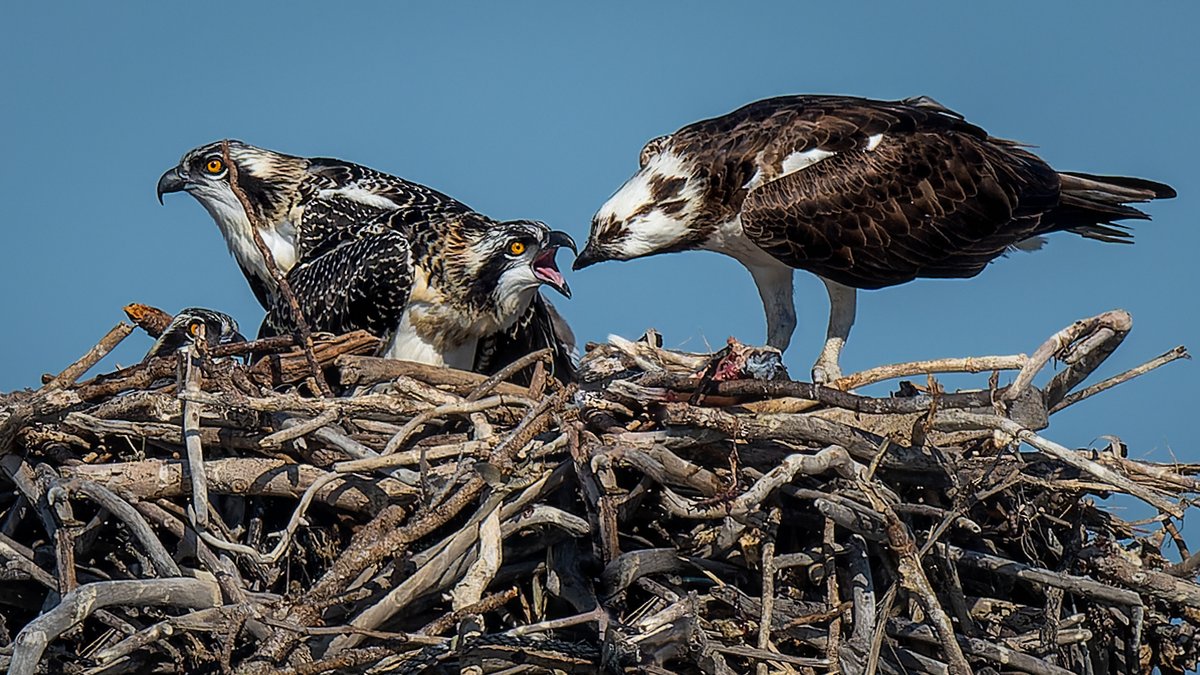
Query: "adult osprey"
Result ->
[[157, 141, 576, 380], [575, 95, 1175, 382]]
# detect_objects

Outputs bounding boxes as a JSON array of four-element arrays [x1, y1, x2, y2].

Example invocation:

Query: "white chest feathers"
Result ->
[[197, 187, 298, 288], [383, 306, 479, 370]]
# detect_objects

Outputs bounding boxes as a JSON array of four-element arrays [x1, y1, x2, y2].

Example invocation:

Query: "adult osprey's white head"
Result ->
[[574, 94, 1175, 382], [575, 135, 724, 268]]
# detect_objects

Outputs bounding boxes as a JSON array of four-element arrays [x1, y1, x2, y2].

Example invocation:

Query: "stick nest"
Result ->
[[0, 307, 1194, 675]]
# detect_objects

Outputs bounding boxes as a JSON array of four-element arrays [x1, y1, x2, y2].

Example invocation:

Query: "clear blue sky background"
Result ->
[[2, 3, 1196, 469]]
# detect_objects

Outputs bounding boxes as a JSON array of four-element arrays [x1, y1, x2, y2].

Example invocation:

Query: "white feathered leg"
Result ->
[[746, 262, 796, 351], [812, 278, 857, 383]]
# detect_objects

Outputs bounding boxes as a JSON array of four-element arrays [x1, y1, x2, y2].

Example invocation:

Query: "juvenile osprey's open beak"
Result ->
[[156, 166, 187, 204], [532, 231, 577, 299]]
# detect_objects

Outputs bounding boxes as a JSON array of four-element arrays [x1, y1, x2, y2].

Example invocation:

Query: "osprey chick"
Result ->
[[143, 308, 245, 362], [157, 141, 576, 380], [576, 95, 1175, 382], [259, 213, 575, 370]]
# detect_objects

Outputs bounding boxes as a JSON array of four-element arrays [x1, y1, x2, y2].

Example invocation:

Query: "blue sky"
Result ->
[[1, 2, 1196, 465]]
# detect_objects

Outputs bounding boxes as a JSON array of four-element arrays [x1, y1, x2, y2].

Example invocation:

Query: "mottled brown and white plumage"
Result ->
[[576, 95, 1175, 381], [158, 141, 576, 380]]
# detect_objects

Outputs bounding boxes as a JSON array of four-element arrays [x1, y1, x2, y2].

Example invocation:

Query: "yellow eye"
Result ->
[[508, 241, 526, 256], [189, 322, 201, 336], [205, 158, 224, 174]]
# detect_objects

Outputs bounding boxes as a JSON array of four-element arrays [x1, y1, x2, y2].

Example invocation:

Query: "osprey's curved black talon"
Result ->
[[576, 94, 1175, 380], [158, 141, 576, 380]]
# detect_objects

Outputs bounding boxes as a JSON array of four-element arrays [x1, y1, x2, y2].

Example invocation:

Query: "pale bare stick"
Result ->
[[1005, 309, 1131, 402], [1050, 345, 1190, 413], [935, 410, 1182, 517], [9, 577, 222, 675], [756, 508, 781, 675], [181, 340, 208, 528], [0, 322, 133, 455], [831, 354, 1028, 391]]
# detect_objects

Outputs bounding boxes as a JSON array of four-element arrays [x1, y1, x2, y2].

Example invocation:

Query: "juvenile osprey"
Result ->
[[143, 308, 245, 362], [259, 213, 575, 370], [157, 141, 576, 379], [575, 95, 1175, 381]]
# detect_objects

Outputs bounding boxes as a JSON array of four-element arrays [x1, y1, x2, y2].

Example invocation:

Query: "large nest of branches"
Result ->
[[0, 306, 1194, 675]]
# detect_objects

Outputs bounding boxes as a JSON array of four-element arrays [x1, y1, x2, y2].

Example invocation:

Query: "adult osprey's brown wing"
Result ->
[[739, 125, 1061, 290]]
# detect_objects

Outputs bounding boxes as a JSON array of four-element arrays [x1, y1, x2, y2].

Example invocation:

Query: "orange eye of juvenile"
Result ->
[[508, 241, 526, 256], [205, 158, 224, 174]]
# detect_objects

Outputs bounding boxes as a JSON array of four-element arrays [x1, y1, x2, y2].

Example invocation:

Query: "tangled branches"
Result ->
[[0, 308, 1193, 674]]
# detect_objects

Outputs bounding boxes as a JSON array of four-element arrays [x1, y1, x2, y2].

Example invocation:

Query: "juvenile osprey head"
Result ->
[[440, 219, 576, 328], [158, 140, 311, 302], [374, 218, 576, 366], [157, 140, 308, 226], [143, 307, 245, 362], [574, 134, 711, 270]]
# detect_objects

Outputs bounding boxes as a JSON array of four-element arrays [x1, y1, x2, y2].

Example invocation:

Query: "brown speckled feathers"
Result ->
[[668, 95, 1174, 288]]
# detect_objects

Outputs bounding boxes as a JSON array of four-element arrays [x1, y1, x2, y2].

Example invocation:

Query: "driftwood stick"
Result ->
[[181, 341, 209, 528], [828, 354, 1028, 391], [202, 471, 344, 565], [48, 321, 136, 391], [630, 372, 1006, 415], [64, 478, 181, 578], [381, 395, 533, 456], [260, 407, 341, 448], [823, 516, 842, 671], [947, 545, 1141, 605], [90, 603, 246, 666], [9, 577, 222, 675], [1005, 310, 1131, 402], [420, 588, 521, 637], [1050, 345, 1190, 413], [756, 508, 780, 675], [845, 534, 875, 664], [336, 355, 528, 396], [132, 500, 257, 611], [935, 410, 1182, 516], [0, 322, 132, 454], [214, 334, 296, 357], [0, 535, 57, 588], [856, 479, 971, 675], [61, 458, 416, 512], [888, 617, 1075, 675], [1085, 546, 1200, 608], [658, 402, 938, 470], [467, 348, 553, 400]]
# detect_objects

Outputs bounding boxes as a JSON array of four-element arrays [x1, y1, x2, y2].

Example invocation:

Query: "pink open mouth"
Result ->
[[533, 247, 571, 298]]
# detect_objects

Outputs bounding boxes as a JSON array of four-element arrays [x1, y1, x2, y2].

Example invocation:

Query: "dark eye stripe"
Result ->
[[631, 203, 655, 219], [649, 176, 687, 202], [657, 199, 688, 215]]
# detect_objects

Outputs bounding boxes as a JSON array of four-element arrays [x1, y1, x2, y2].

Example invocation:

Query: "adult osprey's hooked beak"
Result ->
[[533, 231, 577, 299], [156, 166, 187, 204], [571, 241, 604, 270]]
